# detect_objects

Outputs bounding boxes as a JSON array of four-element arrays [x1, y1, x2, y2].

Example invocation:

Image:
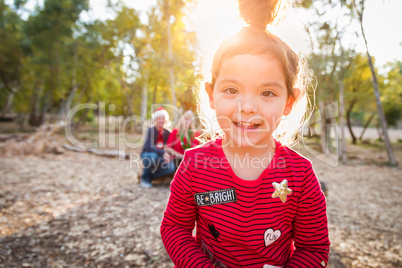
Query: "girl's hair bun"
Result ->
[[238, 0, 287, 29]]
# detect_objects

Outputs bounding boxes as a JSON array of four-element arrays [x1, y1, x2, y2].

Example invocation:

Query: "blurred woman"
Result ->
[[165, 110, 200, 167]]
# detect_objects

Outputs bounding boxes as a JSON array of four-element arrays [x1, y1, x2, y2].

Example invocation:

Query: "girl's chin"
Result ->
[[223, 134, 272, 149]]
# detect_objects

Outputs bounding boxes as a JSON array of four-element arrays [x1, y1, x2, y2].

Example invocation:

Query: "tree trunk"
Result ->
[[141, 77, 148, 119], [76, 80, 89, 105], [119, 79, 134, 114], [64, 44, 78, 119], [42, 94, 50, 124], [153, 85, 157, 104], [164, 0, 177, 120], [29, 85, 44, 127], [319, 101, 327, 154], [376, 125, 384, 141], [346, 98, 357, 145], [325, 104, 334, 154], [355, 0, 397, 165], [1, 90, 15, 117], [359, 112, 375, 141], [120, 81, 135, 130], [78, 105, 90, 126], [339, 81, 347, 162], [364, 49, 396, 164], [140, 74, 148, 133]]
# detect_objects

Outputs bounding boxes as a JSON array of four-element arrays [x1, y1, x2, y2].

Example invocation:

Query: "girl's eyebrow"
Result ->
[[217, 78, 241, 85], [260, 81, 285, 89], [218, 78, 284, 89]]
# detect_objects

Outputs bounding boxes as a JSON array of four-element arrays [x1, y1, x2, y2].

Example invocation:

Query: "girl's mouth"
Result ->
[[234, 121, 261, 130]]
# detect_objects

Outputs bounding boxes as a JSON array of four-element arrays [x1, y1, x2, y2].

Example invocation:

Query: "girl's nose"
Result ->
[[238, 97, 257, 114]]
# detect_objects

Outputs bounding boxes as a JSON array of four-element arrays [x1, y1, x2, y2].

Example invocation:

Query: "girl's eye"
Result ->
[[261, 91, 275, 97], [225, 88, 238, 95]]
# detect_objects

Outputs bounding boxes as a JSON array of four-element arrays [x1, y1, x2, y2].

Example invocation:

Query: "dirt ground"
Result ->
[[0, 131, 401, 267]]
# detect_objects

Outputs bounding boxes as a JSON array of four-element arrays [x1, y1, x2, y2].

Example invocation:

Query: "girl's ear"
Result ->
[[283, 88, 300, 116], [205, 82, 215, 109]]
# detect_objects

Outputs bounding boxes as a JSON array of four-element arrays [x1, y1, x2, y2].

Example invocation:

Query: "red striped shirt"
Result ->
[[161, 138, 330, 268]]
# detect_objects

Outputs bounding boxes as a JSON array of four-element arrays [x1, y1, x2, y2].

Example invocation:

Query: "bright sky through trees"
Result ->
[[8, 0, 402, 70], [88, 0, 401, 71], [13, 0, 402, 69]]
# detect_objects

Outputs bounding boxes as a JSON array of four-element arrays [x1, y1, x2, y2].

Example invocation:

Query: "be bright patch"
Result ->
[[194, 188, 237, 207]]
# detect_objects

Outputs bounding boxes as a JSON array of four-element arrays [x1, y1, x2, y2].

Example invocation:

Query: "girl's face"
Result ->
[[207, 54, 295, 148], [184, 114, 193, 129]]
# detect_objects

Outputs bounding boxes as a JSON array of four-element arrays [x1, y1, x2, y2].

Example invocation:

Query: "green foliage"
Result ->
[[141, 0, 198, 108], [14, 0, 90, 124], [300, 0, 356, 106], [298, 0, 402, 130], [0, 0, 199, 124], [382, 61, 402, 127], [343, 53, 375, 108], [0, 0, 24, 94]]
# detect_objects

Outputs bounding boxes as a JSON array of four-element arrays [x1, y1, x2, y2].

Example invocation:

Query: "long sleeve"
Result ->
[[166, 129, 181, 153], [285, 164, 330, 267], [161, 152, 215, 268], [166, 129, 178, 148]]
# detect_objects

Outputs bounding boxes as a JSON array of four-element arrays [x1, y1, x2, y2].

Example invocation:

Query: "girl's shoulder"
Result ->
[[275, 142, 313, 168], [183, 138, 222, 159]]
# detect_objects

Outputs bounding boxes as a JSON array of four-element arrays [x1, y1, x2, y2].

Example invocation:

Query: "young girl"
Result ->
[[161, 0, 330, 267]]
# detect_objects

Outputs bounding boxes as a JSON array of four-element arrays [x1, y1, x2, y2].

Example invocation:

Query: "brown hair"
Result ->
[[174, 110, 196, 133], [199, 0, 312, 146], [211, 0, 300, 99]]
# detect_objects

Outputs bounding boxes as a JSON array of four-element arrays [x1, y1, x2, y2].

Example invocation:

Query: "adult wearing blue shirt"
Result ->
[[140, 107, 176, 188]]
